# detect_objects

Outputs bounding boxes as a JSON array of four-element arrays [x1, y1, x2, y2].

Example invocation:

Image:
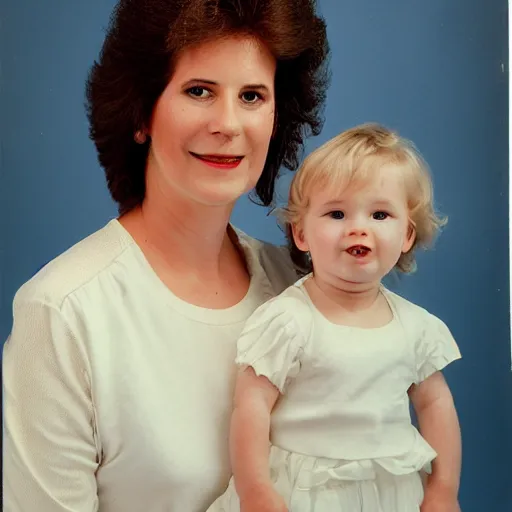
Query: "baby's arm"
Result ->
[[230, 366, 287, 512], [409, 371, 461, 510]]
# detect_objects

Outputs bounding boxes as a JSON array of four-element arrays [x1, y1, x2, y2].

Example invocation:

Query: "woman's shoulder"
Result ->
[[234, 227, 298, 296], [14, 219, 132, 310]]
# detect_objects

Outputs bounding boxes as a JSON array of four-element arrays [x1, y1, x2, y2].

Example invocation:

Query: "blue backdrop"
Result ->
[[1, 1, 510, 509]]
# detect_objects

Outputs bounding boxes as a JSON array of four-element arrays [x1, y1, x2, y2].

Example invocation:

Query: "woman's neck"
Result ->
[[119, 189, 238, 281]]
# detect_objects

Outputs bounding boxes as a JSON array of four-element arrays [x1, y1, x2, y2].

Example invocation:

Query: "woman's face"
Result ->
[[146, 35, 276, 208]]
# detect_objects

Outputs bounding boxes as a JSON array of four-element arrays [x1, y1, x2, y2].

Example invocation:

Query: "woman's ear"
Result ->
[[134, 121, 150, 144], [134, 130, 147, 144], [402, 222, 416, 253], [292, 222, 309, 252]]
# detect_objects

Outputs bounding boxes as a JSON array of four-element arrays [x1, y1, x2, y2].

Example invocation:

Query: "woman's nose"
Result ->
[[208, 96, 242, 138]]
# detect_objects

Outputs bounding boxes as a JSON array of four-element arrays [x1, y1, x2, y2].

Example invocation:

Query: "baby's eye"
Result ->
[[373, 211, 389, 220], [186, 86, 211, 99], [329, 211, 344, 220]]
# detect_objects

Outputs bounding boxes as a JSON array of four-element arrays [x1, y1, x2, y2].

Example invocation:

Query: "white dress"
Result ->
[[207, 275, 461, 512], [2, 219, 298, 512]]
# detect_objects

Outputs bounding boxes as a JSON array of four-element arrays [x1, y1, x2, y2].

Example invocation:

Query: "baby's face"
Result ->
[[295, 164, 415, 289]]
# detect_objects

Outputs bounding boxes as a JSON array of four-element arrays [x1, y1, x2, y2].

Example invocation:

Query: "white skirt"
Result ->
[[207, 446, 426, 512]]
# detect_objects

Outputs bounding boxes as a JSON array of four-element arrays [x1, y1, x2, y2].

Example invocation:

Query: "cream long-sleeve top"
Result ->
[[3, 219, 297, 512]]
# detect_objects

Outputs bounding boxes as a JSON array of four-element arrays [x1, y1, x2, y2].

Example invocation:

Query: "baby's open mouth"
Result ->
[[347, 245, 371, 257]]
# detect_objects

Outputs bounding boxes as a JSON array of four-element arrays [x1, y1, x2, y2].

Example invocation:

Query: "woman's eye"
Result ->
[[186, 86, 211, 99], [241, 91, 262, 104], [373, 211, 389, 220], [329, 210, 344, 220]]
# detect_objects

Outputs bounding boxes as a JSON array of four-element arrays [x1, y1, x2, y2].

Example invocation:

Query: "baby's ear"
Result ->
[[402, 222, 416, 253], [291, 223, 309, 252]]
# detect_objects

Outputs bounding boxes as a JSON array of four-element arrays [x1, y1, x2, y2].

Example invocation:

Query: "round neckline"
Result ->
[[295, 274, 398, 332], [110, 219, 274, 325]]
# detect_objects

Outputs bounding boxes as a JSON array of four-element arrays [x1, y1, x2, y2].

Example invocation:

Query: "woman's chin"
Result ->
[[192, 180, 256, 208]]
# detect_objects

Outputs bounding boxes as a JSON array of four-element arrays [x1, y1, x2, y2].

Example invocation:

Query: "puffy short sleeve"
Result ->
[[235, 297, 311, 393], [415, 313, 461, 383]]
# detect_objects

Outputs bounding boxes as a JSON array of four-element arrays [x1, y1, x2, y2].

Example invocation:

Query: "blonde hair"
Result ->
[[283, 123, 446, 274]]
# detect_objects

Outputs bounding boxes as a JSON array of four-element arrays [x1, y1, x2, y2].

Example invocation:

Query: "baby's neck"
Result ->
[[305, 276, 392, 328], [312, 276, 380, 309]]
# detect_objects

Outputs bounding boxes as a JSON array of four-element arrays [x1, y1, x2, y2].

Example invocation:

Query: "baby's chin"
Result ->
[[342, 264, 396, 284]]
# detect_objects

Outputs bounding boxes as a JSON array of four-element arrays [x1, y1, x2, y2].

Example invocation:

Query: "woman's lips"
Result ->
[[190, 152, 244, 169]]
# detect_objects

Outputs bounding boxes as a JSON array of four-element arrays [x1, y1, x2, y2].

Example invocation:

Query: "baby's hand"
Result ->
[[421, 485, 460, 512], [240, 487, 288, 512]]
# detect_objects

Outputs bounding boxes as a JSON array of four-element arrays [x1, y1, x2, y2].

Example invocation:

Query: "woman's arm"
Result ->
[[409, 371, 461, 509], [230, 366, 285, 510], [3, 297, 99, 512]]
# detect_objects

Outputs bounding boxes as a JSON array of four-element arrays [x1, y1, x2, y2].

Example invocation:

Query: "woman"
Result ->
[[2, 1, 329, 511]]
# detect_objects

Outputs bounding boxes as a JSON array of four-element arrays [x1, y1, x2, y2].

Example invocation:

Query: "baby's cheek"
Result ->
[[317, 225, 343, 245]]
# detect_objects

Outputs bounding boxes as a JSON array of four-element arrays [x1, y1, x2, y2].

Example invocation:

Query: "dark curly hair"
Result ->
[[85, 0, 330, 214]]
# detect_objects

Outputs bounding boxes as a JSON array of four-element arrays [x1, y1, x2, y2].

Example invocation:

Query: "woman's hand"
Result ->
[[240, 486, 288, 512]]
